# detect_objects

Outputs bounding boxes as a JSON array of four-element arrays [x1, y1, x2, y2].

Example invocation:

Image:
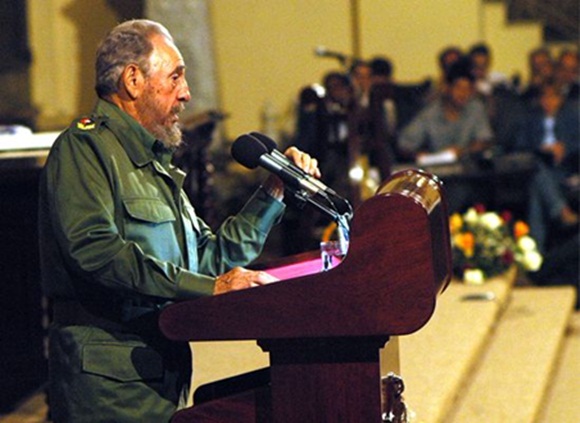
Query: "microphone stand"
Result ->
[[288, 187, 353, 245]]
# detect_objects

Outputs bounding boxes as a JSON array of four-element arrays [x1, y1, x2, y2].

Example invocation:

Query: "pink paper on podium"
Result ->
[[264, 257, 342, 281]]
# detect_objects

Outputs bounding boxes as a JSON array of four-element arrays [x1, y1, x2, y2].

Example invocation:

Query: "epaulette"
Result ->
[[71, 115, 108, 132]]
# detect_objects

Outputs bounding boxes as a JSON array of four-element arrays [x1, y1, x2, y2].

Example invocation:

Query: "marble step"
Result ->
[[446, 286, 576, 423], [538, 311, 580, 423], [399, 270, 517, 422]]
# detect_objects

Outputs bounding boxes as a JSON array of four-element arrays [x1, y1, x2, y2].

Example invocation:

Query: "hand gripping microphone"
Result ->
[[231, 134, 353, 225], [231, 134, 322, 194], [248, 132, 352, 216]]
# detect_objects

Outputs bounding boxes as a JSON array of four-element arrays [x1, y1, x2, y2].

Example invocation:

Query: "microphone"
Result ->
[[249, 132, 341, 198], [314, 46, 347, 62], [231, 134, 353, 219], [231, 134, 325, 195], [246, 132, 352, 216], [232, 133, 353, 243]]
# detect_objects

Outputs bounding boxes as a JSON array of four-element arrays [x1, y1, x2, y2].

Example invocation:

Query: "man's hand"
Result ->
[[261, 146, 321, 200], [541, 141, 566, 165], [213, 267, 279, 295], [284, 146, 321, 178]]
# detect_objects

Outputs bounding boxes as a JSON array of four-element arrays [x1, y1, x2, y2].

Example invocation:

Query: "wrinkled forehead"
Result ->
[[147, 34, 186, 71]]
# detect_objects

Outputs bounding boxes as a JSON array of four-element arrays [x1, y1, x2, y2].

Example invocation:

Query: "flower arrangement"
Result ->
[[450, 205, 543, 284]]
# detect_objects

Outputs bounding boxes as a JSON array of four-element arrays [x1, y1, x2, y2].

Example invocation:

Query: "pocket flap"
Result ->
[[123, 198, 175, 223], [82, 343, 164, 382]]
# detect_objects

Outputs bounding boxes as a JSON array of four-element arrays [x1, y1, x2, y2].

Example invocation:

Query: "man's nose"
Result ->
[[178, 81, 191, 103]]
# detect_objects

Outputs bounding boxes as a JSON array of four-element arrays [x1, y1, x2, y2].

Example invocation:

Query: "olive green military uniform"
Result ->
[[39, 99, 284, 422]]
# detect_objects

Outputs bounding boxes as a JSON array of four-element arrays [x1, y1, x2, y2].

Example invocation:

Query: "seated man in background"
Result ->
[[554, 48, 579, 101], [398, 59, 493, 162], [520, 47, 555, 104], [349, 59, 373, 108], [514, 81, 579, 254], [427, 45, 464, 101], [398, 59, 493, 212], [294, 71, 354, 198], [468, 42, 512, 97], [289, 71, 355, 253]]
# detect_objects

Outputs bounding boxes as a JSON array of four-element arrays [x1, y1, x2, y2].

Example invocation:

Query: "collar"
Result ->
[[93, 99, 160, 168]]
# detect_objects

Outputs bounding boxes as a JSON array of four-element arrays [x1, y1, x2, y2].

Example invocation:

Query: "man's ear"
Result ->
[[121, 64, 145, 100]]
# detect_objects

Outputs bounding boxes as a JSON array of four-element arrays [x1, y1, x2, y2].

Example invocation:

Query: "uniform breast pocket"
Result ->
[[122, 198, 181, 261]]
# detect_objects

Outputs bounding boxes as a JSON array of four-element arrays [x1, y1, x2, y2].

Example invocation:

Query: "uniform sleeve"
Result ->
[[194, 187, 285, 278]]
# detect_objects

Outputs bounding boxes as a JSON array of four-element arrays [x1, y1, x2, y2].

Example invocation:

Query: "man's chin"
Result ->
[[154, 124, 183, 149], [163, 132, 183, 149]]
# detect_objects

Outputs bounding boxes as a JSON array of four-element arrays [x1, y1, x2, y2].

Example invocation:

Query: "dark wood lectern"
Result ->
[[159, 169, 451, 422]]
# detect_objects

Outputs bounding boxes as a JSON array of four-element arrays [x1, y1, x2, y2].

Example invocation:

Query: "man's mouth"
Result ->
[[170, 105, 185, 122]]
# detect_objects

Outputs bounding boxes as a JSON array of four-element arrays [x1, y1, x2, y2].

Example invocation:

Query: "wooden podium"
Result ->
[[159, 169, 451, 422]]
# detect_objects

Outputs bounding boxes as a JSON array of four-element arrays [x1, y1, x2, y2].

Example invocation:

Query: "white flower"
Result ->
[[517, 236, 537, 252], [464, 268, 485, 285], [480, 212, 502, 230], [522, 250, 543, 271], [464, 208, 479, 224]]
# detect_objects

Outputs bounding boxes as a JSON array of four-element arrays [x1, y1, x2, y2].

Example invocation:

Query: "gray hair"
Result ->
[[95, 19, 173, 98]]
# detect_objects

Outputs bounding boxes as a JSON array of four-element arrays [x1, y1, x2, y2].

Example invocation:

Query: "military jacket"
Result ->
[[38, 99, 284, 422], [39, 99, 284, 306]]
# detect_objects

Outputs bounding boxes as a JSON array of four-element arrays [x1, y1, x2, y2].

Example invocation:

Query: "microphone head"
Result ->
[[231, 135, 268, 169], [314, 46, 328, 56], [249, 132, 277, 153]]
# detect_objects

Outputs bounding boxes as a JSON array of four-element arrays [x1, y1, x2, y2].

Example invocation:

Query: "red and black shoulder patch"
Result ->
[[76, 117, 97, 131], [71, 115, 108, 132]]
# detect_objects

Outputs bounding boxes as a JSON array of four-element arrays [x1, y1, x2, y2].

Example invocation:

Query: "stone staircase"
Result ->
[[399, 269, 578, 423]]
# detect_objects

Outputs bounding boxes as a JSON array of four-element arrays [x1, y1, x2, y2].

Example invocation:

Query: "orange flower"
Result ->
[[449, 213, 463, 234], [456, 232, 475, 257], [514, 221, 529, 239]]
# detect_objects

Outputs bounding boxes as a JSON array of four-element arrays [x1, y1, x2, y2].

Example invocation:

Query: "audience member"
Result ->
[[349, 59, 373, 108], [468, 42, 511, 97], [520, 47, 555, 103], [554, 48, 579, 101], [514, 81, 579, 254], [398, 58, 493, 212], [325, 57, 395, 188], [369, 56, 394, 85], [431, 45, 464, 98], [398, 59, 493, 161], [294, 71, 354, 196], [365, 56, 397, 178], [467, 43, 522, 147], [289, 71, 355, 253]]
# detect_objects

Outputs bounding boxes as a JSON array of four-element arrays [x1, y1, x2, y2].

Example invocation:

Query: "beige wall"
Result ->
[[209, 0, 353, 140], [27, 0, 543, 135], [362, 1, 542, 84], [362, 0, 483, 81]]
